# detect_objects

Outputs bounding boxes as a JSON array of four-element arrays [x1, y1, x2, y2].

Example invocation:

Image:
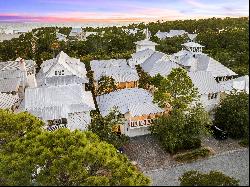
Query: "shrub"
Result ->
[[239, 138, 249, 147], [213, 92, 249, 139], [179, 170, 240, 186], [174, 147, 214, 163], [182, 138, 201, 150]]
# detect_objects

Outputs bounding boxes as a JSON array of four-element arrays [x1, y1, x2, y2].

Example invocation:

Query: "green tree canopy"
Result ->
[[179, 170, 239, 186], [213, 91, 249, 139], [97, 76, 117, 95], [0, 109, 44, 146], [88, 109, 129, 149], [150, 104, 211, 153], [0, 111, 150, 186], [153, 68, 199, 109]]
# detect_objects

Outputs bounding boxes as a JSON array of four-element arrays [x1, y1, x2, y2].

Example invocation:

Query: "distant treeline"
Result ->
[[0, 17, 248, 75]]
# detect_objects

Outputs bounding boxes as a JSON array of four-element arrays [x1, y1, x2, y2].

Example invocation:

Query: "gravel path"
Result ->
[[144, 148, 249, 186]]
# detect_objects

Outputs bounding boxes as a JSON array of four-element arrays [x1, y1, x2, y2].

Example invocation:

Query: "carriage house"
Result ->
[[36, 51, 89, 88], [24, 84, 95, 131], [90, 59, 139, 93], [96, 88, 170, 137]]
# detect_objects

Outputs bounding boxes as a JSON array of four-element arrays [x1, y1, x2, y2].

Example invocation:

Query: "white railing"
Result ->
[[128, 118, 155, 129]]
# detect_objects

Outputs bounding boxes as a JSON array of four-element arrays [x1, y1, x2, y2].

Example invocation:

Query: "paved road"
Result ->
[[144, 148, 249, 186]]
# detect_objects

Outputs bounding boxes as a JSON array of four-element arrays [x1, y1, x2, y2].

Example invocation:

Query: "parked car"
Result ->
[[211, 125, 228, 140]]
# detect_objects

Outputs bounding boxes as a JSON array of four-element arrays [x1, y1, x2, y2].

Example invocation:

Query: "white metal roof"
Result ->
[[188, 71, 222, 94], [93, 66, 139, 83], [96, 88, 163, 117], [0, 93, 19, 109], [149, 60, 180, 77], [38, 75, 88, 86], [196, 55, 237, 77], [141, 51, 167, 73], [0, 78, 21, 92], [0, 59, 36, 71], [128, 49, 155, 67], [25, 84, 95, 120], [90, 59, 128, 71], [38, 51, 88, 83]]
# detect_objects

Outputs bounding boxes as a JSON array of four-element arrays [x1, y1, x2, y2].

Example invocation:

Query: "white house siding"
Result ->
[[123, 120, 151, 137], [199, 93, 220, 111]]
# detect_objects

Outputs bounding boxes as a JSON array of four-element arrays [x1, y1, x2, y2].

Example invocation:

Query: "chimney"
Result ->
[[19, 58, 27, 72]]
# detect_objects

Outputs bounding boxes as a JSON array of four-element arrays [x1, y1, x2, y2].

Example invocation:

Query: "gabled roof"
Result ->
[[38, 75, 88, 86], [196, 55, 237, 77], [0, 59, 36, 71], [149, 60, 180, 77], [141, 51, 166, 73], [37, 51, 88, 83], [94, 66, 139, 83], [91, 59, 139, 83], [96, 88, 163, 117], [90, 59, 127, 71], [25, 84, 95, 120], [128, 49, 155, 67], [0, 93, 19, 109], [0, 78, 21, 92], [188, 71, 222, 94]]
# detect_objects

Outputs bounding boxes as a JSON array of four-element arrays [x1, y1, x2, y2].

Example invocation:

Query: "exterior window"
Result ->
[[61, 70, 64, 75], [55, 71, 57, 75], [208, 93, 218, 100]]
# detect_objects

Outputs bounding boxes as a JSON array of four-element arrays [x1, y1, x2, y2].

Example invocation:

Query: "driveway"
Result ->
[[144, 148, 249, 186]]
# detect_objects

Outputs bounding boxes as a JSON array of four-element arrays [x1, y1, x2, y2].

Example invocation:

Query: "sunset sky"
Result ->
[[0, 0, 249, 23]]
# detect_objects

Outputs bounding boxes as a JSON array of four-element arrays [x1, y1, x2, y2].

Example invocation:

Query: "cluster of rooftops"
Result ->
[[0, 29, 248, 136]]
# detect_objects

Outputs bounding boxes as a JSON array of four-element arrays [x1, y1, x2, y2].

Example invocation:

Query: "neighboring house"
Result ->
[[188, 71, 222, 111], [0, 58, 37, 100], [220, 75, 249, 94], [171, 40, 237, 82], [56, 32, 67, 42], [24, 84, 96, 131], [36, 51, 89, 89], [0, 93, 19, 111], [90, 59, 139, 92], [122, 28, 139, 35], [68, 28, 83, 40], [155, 30, 168, 40], [96, 88, 167, 137], [155, 30, 187, 40]]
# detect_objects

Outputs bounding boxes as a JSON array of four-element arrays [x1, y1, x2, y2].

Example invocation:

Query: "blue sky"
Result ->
[[0, 0, 248, 22]]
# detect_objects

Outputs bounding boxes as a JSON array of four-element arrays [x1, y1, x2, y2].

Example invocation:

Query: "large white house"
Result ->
[[96, 88, 166, 137], [36, 51, 89, 88], [155, 30, 187, 40], [170, 39, 237, 82], [25, 84, 96, 131]]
